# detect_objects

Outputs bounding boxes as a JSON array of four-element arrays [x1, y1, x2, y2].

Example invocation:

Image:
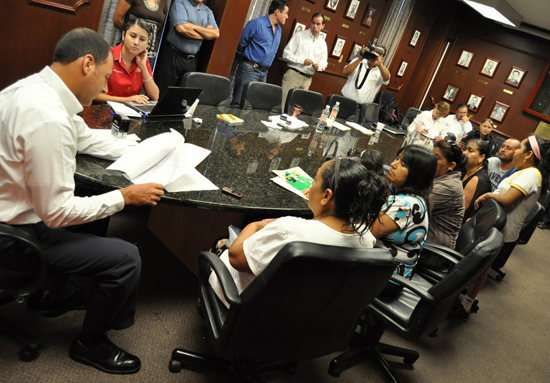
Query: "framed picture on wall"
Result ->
[[330, 36, 347, 58], [480, 57, 500, 78], [396, 60, 408, 78], [409, 30, 421, 47], [505, 66, 527, 88], [362, 5, 376, 28], [490, 102, 509, 123], [289, 20, 308, 40], [456, 49, 475, 69], [319, 30, 328, 40], [466, 93, 484, 113], [348, 42, 362, 62], [325, 0, 340, 12], [344, 0, 361, 21], [442, 83, 460, 103]]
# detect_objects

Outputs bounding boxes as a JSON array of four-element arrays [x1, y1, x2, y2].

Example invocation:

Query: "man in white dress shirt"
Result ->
[[0, 28, 164, 374], [281, 13, 328, 109], [445, 104, 473, 139], [341, 41, 390, 110], [407, 101, 450, 140]]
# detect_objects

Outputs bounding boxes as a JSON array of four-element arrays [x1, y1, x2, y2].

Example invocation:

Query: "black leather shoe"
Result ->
[[27, 283, 88, 318], [69, 338, 141, 374]]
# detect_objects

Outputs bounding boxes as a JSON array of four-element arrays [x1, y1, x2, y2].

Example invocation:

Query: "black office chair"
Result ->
[[0, 223, 47, 361], [418, 199, 506, 282], [494, 136, 505, 151], [359, 102, 379, 126], [492, 201, 546, 281], [284, 89, 324, 117], [329, 228, 504, 382], [374, 90, 399, 127], [181, 72, 231, 107], [240, 81, 282, 113], [325, 94, 358, 121], [168, 242, 396, 382], [400, 107, 422, 130]]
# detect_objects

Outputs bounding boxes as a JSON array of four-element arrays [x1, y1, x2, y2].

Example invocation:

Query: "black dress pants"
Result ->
[[1, 222, 141, 334], [155, 42, 198, 97]]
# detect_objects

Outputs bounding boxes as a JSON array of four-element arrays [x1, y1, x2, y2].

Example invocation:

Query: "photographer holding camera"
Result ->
[[341, 39, 390, 113]]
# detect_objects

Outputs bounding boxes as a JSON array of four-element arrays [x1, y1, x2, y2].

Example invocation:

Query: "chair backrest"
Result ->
[[284, 89, 324, 117], [359, 103, 379, 125], [240, 82, 282, 113], [181, 72, 231, 107], [517, 202, 545, 245], [210, 242, 395, 362], [494, 136, 505, 151], [325, 94, 358, 121], [401, 107, 422, 130], [455, 199, 506, 254], [374, 90, 399, 126], [0, 224, 47, 303]]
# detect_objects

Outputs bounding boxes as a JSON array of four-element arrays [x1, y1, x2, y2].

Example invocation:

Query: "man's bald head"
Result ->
[[499, 139, 520, 163]]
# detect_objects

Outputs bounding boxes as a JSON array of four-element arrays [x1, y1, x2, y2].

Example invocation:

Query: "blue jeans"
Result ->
[[231, 61, 268, 108]]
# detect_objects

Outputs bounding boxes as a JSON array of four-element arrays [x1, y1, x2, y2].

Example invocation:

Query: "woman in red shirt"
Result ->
[[95, 19, 159, 104]]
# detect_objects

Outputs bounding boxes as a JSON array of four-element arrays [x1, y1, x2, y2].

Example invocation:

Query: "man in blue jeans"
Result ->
[[230, 0, 289, 108]]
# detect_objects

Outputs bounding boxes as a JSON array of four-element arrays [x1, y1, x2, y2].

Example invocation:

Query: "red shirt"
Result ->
[[107, 44, 153, 97]]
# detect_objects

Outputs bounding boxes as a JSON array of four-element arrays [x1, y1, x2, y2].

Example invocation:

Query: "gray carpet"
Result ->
[[1, 205, 549, 382]]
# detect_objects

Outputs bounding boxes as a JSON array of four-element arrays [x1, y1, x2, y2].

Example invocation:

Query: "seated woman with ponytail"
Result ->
[[209, 158, 391, 308], [451, 135, 550, 319]]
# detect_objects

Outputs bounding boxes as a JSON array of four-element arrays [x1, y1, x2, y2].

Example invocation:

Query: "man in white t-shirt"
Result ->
[[487, 138, 520, 190], [341, 42, 390, 108], [445, 104, 473, 139]]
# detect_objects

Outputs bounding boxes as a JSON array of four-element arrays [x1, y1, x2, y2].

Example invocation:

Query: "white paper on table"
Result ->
[[107, 101, 142, 118], [164, 168, 218, 192], [262, 120, 281, 129], [107, 129, 183, 180], [131, 142, 210, 186], [271, 177, 308, 200], [333, 121, 351, 131], [345, 121, 374, 135]]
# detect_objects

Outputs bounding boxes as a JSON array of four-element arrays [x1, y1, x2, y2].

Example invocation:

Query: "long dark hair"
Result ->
[[321, 159, 390, 235], [434, 139, 467, 173], [525, 135, 550, 190], [394, 145, 437, 206], [465, 139, 490, 168], [360, 149, 384, 176]]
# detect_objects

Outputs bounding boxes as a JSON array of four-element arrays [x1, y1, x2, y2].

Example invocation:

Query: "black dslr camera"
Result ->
[[362, 38, 383, 62]]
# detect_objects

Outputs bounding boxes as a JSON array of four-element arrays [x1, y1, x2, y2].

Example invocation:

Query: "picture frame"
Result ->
[[505, 66, 527, 88], [325, 0, 340, 12], [330, 35, 347, 59], [289, 20, 308, 41], [456, 49, 475, 69], [319, 30, 328, 41], [344, 0, 361, 21], [480, 57, 500, 78], [490, 102, 509, 123], [347, 42, 363, 62], [466, 93, 484, 113], [396, 60, 408, 78], [361, 5, 376, 28], [409, 30, 421, 47], [442, 83, 460, 103]]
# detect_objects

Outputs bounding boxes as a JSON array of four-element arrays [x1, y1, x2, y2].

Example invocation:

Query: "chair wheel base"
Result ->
[[169, 359, 182, 373], [19, 345, 40, 362]]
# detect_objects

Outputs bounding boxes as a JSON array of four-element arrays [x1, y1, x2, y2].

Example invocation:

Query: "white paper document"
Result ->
[[345, 121, 374, 135], [107, 129, 217, 192], [107, 101, 142, 118]]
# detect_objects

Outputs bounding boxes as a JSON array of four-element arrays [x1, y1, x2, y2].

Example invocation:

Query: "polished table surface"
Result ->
[[79, 105, 405, 214]]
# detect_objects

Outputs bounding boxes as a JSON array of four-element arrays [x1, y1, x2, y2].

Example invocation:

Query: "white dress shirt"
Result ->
[[408, 110, 447, 138], [445, 114, 473, 138], [283, 29, 328, 75], [341, 59, 389, 104], [0, 66, 129, 228]]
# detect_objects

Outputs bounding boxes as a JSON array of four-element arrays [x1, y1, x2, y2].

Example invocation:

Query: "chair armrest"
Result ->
[[198, 251, 241, 307], [0, 223, 47, 302], [423, 243, 464, 262], [389, 274, 436, 303]]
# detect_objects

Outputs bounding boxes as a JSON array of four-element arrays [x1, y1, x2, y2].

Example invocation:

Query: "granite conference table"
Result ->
[[80, 104, 404, 273]]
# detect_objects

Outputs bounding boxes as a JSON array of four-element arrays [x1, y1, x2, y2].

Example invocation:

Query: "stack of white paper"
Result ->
[[107, 129, 218, 192], [107, 101, 142, 118], [268, 114, 309, 130]]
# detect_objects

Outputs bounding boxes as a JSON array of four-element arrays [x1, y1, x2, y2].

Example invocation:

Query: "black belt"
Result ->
[[289, 67, 312, 79], [166, 41, 197, 59], [243, 59, 269, 72]]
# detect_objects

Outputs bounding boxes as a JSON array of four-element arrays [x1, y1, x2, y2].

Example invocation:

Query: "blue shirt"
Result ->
[[166, 0, 218, 55], [237, 15, 282, 68]]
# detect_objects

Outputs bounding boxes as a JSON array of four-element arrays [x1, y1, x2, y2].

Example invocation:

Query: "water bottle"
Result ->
[[319, 125, 330, 148], [309, 106, 330, 156], [316, 105, 330, 132], [327, 101, 340, 128]]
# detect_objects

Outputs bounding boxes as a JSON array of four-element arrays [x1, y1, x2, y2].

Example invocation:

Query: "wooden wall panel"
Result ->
[[0, 1, 104, 90]]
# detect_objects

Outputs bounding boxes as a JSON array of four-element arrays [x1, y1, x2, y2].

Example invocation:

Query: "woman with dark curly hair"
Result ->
[[462, 139, 491, 223]]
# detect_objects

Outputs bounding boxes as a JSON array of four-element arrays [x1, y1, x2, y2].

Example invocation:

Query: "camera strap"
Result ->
[[355, 62, 370, 89]]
